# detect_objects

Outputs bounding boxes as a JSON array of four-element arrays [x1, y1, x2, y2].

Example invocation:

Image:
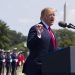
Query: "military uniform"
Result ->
[[0, 49, 5, 75], [11, 50, 18, 75], [5, 50, 12, 75]]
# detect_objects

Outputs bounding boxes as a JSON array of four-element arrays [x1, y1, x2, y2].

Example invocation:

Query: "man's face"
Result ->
[[43, 9, 55, 26]]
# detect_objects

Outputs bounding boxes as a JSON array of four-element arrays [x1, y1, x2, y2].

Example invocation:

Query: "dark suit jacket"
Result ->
[[22, 22, 57, 74]]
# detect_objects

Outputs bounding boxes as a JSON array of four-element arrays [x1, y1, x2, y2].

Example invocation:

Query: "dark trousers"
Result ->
[[11, 62, 17, 75], [6, 62, 11, 75], [0, 62, 4, 75]]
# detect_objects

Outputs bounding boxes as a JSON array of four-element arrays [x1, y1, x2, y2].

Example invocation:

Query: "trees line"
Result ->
[[0, 20, 27, 49]]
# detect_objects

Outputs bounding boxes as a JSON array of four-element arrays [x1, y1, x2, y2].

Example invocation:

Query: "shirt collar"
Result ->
[[41, 20, 50, 29]]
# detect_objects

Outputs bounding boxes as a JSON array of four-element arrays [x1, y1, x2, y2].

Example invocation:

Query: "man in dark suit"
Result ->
[[22, 7, 57, 75]]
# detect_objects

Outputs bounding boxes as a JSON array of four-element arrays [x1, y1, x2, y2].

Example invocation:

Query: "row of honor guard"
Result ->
[[0, 49, 18, 75]]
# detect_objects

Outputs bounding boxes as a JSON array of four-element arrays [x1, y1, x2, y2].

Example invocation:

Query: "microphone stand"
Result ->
[[67, 23, 75, 29]]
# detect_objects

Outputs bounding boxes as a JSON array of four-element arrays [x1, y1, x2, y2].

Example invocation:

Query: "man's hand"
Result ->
[[36, 24, 43, 33]]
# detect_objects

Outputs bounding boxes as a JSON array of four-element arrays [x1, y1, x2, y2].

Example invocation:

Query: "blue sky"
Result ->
[[0, 0, 75, 36]]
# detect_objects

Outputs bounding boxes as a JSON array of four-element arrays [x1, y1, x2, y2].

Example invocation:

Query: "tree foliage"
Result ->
[[0, 20, 11, 49], [0, 20, 27, 49], [54, 29, 75, 47]]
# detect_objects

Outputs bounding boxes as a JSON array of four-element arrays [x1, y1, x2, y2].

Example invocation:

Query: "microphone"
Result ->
[[58, 21, 75, 29], [58, 21, 67, 28]]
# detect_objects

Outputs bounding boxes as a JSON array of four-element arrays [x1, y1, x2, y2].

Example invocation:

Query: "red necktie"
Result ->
[[48, 27, 56, 48]]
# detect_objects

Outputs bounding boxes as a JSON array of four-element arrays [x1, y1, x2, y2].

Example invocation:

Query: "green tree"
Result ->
[[54, 29, 75, 47], [0, 20, 11, 49]]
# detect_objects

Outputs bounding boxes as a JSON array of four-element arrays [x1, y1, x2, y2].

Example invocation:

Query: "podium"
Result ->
[[42, 46, 75, 75]]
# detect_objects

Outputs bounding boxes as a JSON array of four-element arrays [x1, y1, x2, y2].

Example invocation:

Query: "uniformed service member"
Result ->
[[5, 50, 12, 75], [0, 49, 5, 75], [11, 49, 18, 75]]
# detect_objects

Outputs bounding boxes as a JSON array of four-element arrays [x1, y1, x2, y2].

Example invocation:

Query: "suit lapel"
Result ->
[[39, 22, 57, 48]]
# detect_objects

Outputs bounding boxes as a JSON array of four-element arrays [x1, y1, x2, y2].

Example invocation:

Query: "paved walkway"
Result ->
[[3, 66, 25, 75]]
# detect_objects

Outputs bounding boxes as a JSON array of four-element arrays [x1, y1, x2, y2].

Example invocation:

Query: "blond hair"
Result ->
[[40, 7, 56, 19]]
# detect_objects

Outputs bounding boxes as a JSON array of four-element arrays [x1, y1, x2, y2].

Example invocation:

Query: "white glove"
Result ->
[[15, 59, 18, 62], [3, 59, 5, 62], [10, 59, 12, 62], [19, 61, 21, 66], [23, 60, 25, 63]]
